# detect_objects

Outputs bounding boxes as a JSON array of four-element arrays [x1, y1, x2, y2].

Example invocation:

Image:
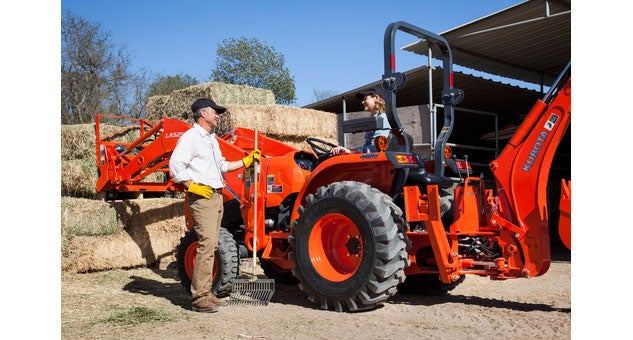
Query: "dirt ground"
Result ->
[[61, 248, 571, 340]]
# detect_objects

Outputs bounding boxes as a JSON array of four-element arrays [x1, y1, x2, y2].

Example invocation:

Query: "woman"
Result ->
[[330, 86, 391, 155]]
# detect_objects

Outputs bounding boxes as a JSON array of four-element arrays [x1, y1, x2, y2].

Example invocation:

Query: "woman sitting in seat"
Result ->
[[330, 86, 391, 155]]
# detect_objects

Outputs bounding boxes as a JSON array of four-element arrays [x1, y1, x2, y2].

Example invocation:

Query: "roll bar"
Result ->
[[382, 21, 463, 176]]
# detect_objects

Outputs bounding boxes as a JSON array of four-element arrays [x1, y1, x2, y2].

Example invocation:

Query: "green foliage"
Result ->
[[147, 73, 199, 97], [95, 306, 174, 326], [211, 37, 296, 105], [61, 10, 138, 123]]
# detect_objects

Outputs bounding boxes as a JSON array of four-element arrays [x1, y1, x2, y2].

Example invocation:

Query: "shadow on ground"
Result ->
[[122, 243, 571, 313], [123, 273, 191, 310]]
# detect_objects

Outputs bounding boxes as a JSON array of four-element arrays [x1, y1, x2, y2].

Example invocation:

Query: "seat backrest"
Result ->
[[386, 130, 414, 153]]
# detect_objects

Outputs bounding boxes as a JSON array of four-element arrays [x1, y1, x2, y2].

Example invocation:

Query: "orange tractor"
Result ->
[[95, 21, 571, 312]]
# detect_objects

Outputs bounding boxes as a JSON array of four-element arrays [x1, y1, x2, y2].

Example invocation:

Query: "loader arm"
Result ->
[[95, 115, 192, 194], [489, 61, 571, 277]]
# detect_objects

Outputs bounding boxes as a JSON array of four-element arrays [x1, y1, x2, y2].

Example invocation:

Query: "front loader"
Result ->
[[95, 21, 571, 313], [96, 117, 317, 296]]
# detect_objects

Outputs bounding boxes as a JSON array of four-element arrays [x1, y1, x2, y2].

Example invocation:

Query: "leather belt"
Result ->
[[187, 184, 223, 197], [201, 185, 223, 194]]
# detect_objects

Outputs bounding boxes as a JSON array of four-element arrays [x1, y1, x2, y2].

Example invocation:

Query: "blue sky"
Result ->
[[61, 0, 525, 107]]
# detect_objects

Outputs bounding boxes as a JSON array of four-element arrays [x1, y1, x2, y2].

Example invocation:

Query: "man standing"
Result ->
[[169, 97, 260, 313]]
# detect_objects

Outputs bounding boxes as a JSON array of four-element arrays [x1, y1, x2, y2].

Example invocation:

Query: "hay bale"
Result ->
[[61, 197, 186, 273], [145, 95, 170, 120], [145, 82, 276, 120], [61, 158, 98, 198], [61, 124, 96, 160], [267, 134, 338, 152], [216, 105, 338, 140], [61, 157, 169, 199], [61, 123, 138, 161], [61, 197, 124, 238]]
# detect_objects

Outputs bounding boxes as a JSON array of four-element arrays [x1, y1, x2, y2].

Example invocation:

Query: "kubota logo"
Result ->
[[522, 131, 548, 172], [522, 113, 558, 172], [523, 113, 558, 172], [165, 132, 184, 139]]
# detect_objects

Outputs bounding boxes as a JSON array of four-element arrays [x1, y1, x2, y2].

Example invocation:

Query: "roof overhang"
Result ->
[[305, 66, 542, 126], [402, 0, 571, 86]]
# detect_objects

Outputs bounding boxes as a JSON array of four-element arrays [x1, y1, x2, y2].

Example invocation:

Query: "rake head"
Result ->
[[227, 277, 275, 306]]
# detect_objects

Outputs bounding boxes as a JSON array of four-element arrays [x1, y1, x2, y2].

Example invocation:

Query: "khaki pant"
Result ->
[[188, 192, 224, 300]]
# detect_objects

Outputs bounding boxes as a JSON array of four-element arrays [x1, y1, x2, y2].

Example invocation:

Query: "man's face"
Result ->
[[203, 107, 220, 127]]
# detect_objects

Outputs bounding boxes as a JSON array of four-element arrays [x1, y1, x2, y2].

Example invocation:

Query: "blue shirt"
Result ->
[[354, 112, 391, 153]]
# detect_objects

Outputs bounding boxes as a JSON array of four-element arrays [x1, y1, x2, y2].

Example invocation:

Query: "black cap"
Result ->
[[355, 87, 382, 101], [191, 98, 226, 115]]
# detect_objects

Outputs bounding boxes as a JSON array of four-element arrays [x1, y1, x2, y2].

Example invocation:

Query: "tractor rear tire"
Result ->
[[439, 188, 454, 225], [176, 228, 240, 298], [289, 181, 410, 312]]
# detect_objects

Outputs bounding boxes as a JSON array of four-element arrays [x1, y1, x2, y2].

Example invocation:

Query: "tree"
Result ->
[[313, 89, 338, 102], [61, 10, 135, 124], [147, 73, 199, 97], [211, 37, 296, 105]]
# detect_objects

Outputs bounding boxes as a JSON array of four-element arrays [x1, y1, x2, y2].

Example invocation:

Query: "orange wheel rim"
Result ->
[[308, 213, 362, 282], [184, 241, 218, 281]]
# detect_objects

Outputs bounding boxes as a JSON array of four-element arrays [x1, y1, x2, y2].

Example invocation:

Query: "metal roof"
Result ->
[[306, 66, 541, 128], [305, 0, 571, 122], [402, 0, 571, 86]]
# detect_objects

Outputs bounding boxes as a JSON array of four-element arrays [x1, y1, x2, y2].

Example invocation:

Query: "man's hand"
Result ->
[[242, 149, 261, 168], [187, 182, 213, 199]]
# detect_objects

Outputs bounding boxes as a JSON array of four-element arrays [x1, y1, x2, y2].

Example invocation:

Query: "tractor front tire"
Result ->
[[176, 227, 239, 298], [289, 181, 410, 312]]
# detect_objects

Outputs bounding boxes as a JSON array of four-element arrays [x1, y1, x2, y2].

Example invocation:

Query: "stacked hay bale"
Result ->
[[146, 82, 339, 149], [145, 82, 276, 120], [61, 197, 185, 273], [61, 82, 339, 273], [61, 124, 100, 199]]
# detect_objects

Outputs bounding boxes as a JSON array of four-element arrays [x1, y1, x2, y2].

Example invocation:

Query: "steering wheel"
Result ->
[[306, 137, 338, 157]]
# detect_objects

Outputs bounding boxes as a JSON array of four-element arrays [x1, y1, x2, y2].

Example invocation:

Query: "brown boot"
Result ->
[[207, 293, 227, 307], [191, 295, 218, 313]]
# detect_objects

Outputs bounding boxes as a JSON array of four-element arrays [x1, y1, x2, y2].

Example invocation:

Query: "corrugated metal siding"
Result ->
[[402, 0, 571, 85]]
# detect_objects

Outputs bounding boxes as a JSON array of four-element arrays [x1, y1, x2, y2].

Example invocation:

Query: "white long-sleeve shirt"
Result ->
[[169, 123, 228, 188]]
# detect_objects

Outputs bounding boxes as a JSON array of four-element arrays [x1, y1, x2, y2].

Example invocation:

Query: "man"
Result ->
[[169, 97, 260, 313], [330, 87, 391, 155]]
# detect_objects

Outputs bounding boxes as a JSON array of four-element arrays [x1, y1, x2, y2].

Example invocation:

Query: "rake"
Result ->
[[227, 129, 275, 306]]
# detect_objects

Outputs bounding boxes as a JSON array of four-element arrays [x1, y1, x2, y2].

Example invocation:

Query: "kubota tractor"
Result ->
[[95, 21, 571, 312]]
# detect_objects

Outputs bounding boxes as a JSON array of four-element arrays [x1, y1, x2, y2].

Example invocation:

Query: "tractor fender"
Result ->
[[290, 152, 416, 223]]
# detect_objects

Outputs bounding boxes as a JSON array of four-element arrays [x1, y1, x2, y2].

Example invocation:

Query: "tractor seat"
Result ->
[[406, 167, 453, 189], [405, 153, 453, 189]]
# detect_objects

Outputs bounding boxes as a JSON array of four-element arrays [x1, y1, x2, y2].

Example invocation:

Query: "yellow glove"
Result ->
[[187, 182, 212, 199], [242, 149, 261, 168]]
